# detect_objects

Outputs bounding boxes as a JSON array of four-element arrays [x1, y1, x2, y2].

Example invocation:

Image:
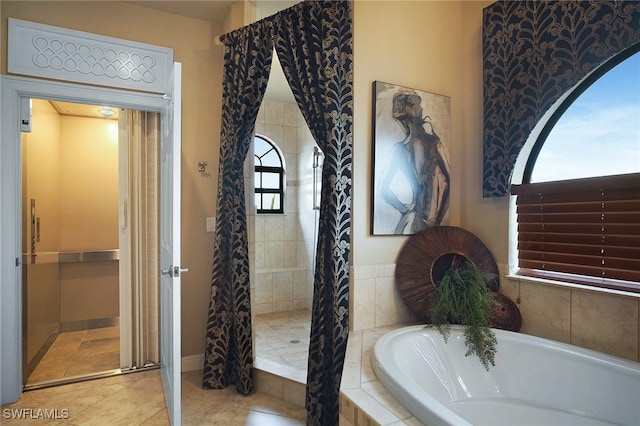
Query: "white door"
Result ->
[[160, 61, 184, 426]]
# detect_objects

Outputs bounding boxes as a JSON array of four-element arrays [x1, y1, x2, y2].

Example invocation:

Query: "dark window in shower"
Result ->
[[254, 135, 285, 214]]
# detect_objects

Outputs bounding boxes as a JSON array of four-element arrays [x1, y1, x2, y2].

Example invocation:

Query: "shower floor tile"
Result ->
[[255, 309, 311, 375], [26, 326, 120, 386]]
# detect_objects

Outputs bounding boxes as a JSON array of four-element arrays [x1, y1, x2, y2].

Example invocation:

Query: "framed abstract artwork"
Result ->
[[371, 81, 451, 235]]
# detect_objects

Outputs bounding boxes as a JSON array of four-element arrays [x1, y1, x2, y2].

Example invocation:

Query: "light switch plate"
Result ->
[[206, 216, 216, 233]]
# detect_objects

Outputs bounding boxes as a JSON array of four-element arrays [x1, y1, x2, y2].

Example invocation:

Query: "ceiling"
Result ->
[[127, 1, 235, 23], [50, 100, 119, 120], [129, 1, 300, 103], [127, 1, 300, 24]]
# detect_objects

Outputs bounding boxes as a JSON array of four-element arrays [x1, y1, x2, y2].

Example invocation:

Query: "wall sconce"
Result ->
[[198, 161, 208, 172]]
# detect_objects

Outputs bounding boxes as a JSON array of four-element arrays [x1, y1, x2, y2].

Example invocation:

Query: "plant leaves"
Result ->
[[430, 259, 497, 369]]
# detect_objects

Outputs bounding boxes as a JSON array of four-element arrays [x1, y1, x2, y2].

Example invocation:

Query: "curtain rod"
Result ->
[[213, 0, 307, 47]]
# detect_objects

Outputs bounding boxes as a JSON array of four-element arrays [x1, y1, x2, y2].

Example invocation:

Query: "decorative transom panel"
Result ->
[[32, 36, 157, 83], [8, 19, 173, 93]]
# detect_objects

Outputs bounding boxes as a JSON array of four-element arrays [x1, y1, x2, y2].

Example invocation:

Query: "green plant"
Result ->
[[430, 256, 497, 370]]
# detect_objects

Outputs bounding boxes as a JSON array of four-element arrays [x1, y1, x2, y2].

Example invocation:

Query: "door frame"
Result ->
[[0, 74, 166, 404]]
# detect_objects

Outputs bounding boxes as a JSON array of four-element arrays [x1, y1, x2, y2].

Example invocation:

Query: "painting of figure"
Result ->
[[371, 81, 451, 235]]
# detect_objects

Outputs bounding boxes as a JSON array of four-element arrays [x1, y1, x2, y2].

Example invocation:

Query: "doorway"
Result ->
[[0, 42, 184, 410], [21, 98, 160, 390]]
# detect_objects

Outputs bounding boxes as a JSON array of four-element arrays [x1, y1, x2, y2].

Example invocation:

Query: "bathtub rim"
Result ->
[[372, 324, 640, 426]]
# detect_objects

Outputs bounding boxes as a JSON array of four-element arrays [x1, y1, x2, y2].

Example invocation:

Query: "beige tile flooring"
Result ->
[[26, 327, 120, 387], [5, 311, 312, 424], [254, 309, 311, 374], [2, 369, 306, 425], [28, 309, 312, 387]]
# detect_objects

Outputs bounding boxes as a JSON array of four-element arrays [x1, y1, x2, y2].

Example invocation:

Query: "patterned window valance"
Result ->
[[482, 0, 640, 197]]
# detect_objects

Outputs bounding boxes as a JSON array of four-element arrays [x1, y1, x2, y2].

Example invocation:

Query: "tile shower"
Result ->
[[252, 99, 317, 315], [250, 99, 318, 374]]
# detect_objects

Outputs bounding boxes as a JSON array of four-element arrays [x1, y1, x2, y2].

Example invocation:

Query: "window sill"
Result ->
[[505, 274, 640, 300]]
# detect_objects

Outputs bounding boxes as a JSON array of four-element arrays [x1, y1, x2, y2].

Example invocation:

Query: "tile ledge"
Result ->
[[339, 324, 422, 425], [254, 357, 306, 384], [505, 274, 640, 299]]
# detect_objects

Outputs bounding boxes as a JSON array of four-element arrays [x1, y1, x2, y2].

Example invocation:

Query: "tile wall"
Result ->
[[350, 261, 640, 363], [500, 271, 640, 362], [251, 99, 317, 314], [350, 264, 417, 331]]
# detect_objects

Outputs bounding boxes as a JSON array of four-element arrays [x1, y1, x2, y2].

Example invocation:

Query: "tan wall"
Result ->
[[352, 0, 463, 267], [59, 115, 119, 251], [24, 100, 62, 252], [1, 1, 224, 357], [352, 0, 639, 362], [58, 114, 119, 323], [23, 99, 62, 368], [351, 0, 465, 330], [24, 99, 120, 333]]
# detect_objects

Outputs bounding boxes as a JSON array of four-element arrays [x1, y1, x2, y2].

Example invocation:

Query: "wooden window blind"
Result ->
[[511, 173, 640, 293]]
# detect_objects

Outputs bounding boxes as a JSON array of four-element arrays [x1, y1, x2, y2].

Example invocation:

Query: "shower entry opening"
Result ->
[[251, 97, 323, 380]]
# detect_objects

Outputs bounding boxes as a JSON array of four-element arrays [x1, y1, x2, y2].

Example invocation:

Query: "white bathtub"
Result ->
[[372, 325, 640, 426]]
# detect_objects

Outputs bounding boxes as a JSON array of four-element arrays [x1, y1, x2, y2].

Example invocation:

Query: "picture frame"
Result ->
[[371, 81, 451, 235]]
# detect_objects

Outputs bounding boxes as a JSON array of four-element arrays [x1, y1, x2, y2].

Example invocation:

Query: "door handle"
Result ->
[[161, 266, 189, 277]]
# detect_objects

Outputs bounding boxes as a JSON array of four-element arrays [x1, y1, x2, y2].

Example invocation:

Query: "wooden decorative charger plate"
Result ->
[[395, 226, 500, 322]]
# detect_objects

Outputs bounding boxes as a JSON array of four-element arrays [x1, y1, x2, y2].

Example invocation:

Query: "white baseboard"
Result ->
[[181, 353, 204, 372]]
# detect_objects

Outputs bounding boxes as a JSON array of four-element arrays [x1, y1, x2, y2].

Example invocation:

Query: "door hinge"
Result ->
[[16, 257, 21, 267]]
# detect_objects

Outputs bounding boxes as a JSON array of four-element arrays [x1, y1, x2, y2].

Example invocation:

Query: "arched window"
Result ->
[[511, 48, 640, 293], [254, 135, 285, 214]]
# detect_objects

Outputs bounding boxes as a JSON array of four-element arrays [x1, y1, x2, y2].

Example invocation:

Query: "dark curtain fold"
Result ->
[[202, 20, 274, 394], [273, 2, 353, 425], [202, 1, 352, 423]]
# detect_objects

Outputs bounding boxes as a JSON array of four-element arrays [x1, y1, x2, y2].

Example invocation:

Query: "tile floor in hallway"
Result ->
[[2, 369, 306, 425], [254, 309, 311, 374], [26, 326, 120, 386], [4, 310, 313, 424], [26, 309, 312, 387]]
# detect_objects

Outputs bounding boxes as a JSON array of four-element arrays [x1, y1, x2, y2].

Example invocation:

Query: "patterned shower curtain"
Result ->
[[202, 19, 274, 395], [202, 2, 352, 424], [273, 2, 353, 425]]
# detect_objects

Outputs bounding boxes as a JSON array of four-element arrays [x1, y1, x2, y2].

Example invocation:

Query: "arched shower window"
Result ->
[[254, 134, 285, 214], [511, 47, 640, 293]]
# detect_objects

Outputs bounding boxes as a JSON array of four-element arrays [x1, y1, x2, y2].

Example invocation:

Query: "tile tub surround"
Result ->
[[344, 261, 639, 424], [350, 264, 417, 331], [339, 324, 423, 426], [500, 275, 640, 363], [352, 262, 640, 363]]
